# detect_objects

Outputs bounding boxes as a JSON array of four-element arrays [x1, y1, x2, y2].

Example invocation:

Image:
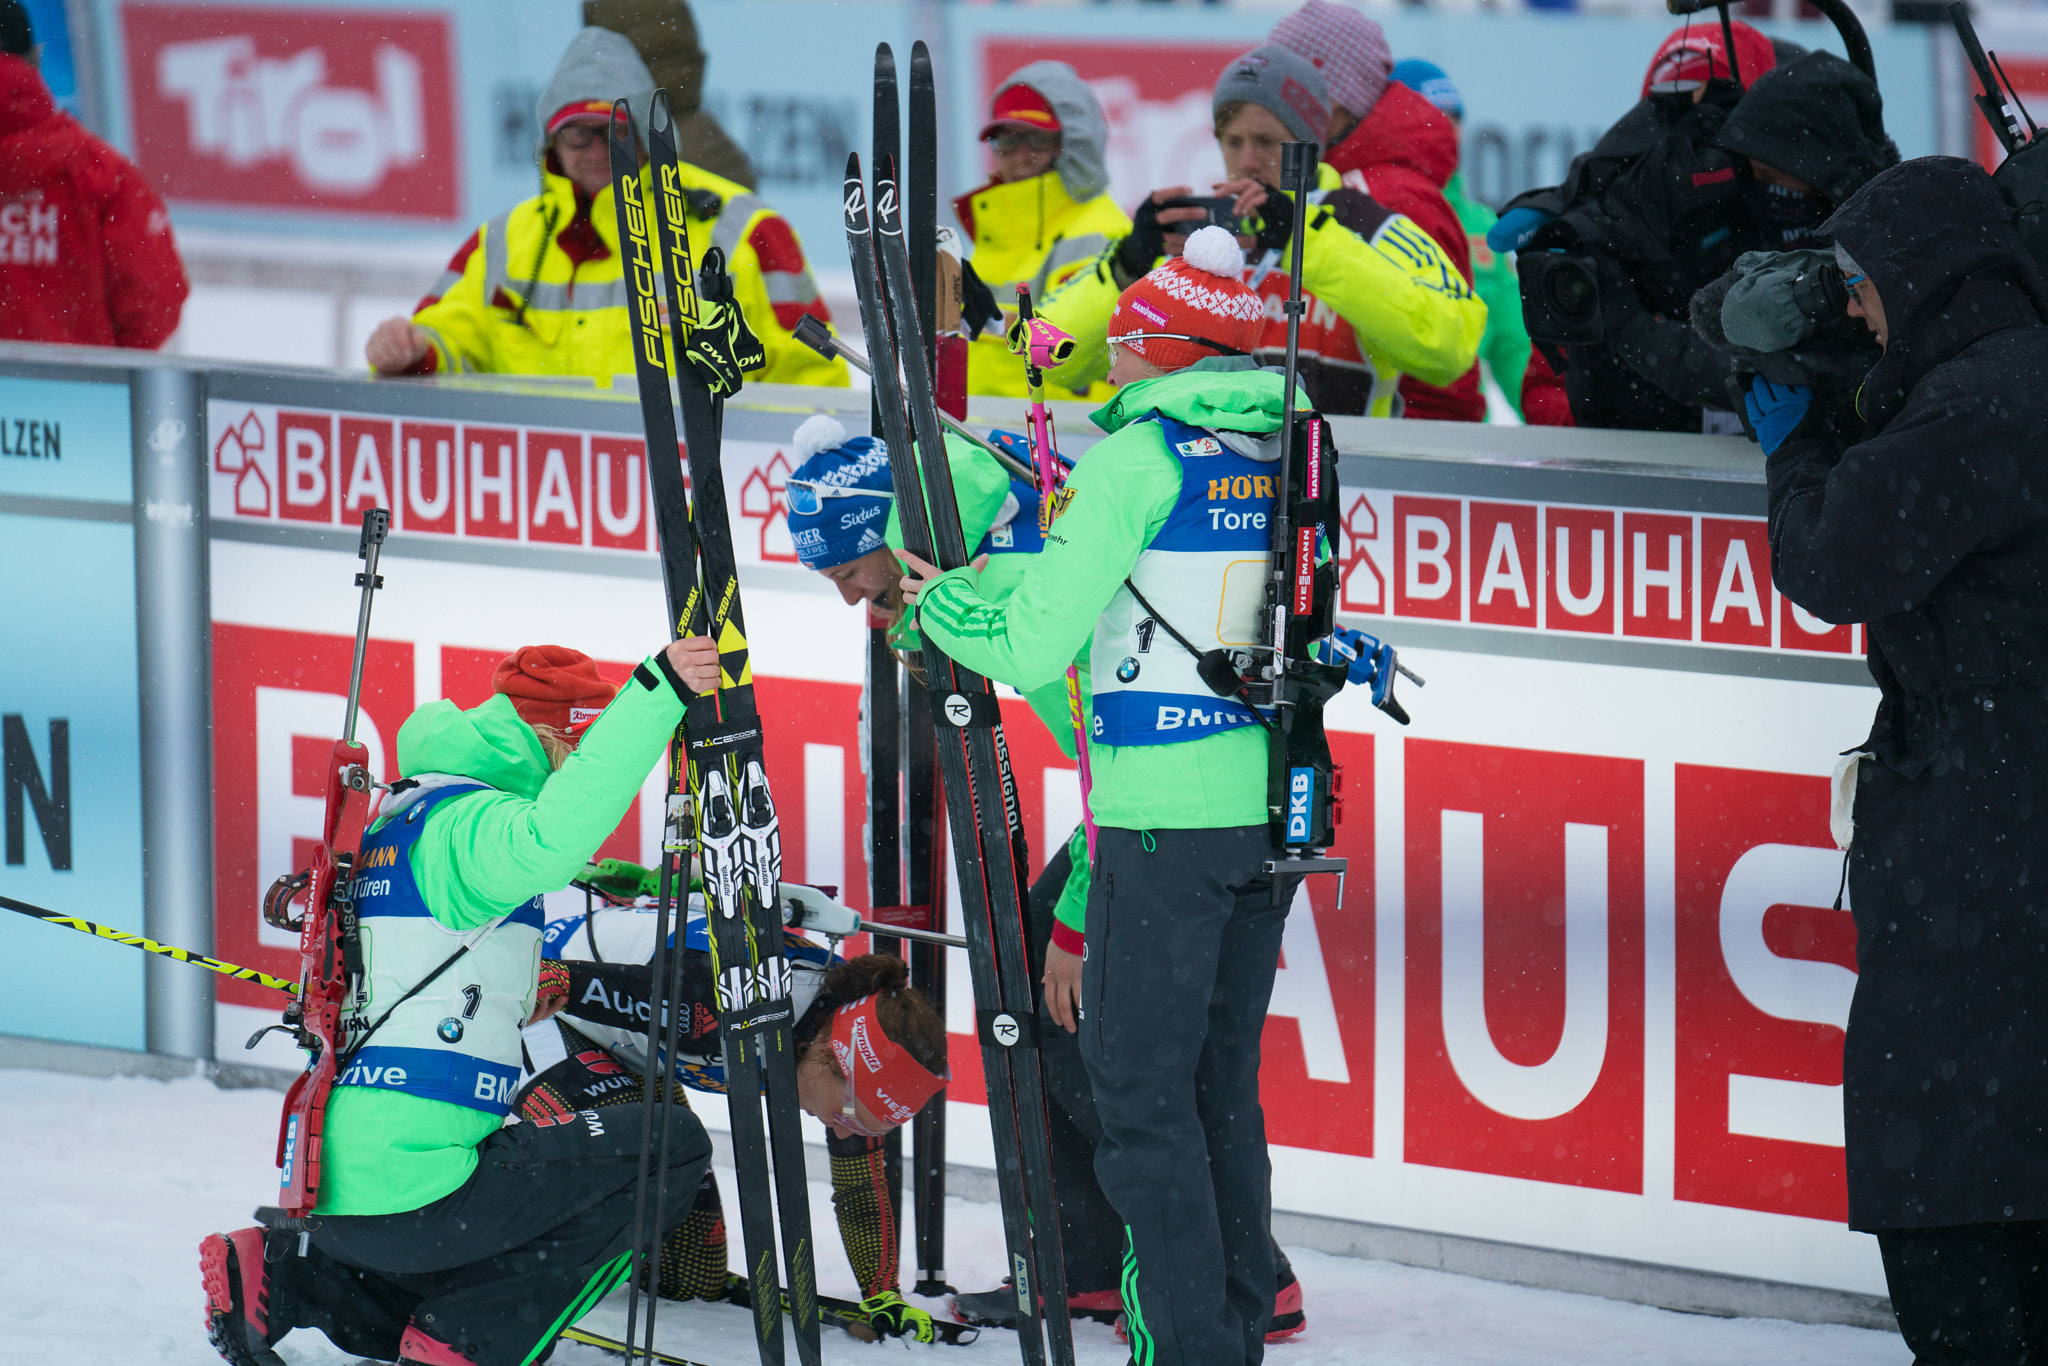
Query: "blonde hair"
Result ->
[[531, 723, 575, 771]]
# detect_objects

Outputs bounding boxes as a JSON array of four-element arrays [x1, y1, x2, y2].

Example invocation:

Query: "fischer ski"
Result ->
[[844, 138, 1076, 1366], [610, 92, 822, 1366], [560, 1327, 716, 1366]]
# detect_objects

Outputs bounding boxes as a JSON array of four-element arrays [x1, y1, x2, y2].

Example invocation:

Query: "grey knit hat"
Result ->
[[1213, 45, 1331, 154]]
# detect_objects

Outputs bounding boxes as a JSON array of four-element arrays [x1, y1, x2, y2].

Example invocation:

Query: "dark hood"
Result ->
[[1717, 51, 1896, 206], [1824, 155, 2048, 430]]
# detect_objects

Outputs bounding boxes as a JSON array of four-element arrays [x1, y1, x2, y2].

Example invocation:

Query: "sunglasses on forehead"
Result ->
[[785, 478, 892, 518]]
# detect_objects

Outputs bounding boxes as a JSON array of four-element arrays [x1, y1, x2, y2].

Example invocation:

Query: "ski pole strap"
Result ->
[[976, 1007, 1039, 1052]]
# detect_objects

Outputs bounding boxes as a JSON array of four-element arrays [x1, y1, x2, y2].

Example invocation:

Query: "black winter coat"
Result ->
[[1766, 156, 2048, 1230]]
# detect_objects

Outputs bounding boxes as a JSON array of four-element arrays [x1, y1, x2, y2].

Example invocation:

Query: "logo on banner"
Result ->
[[122, 5, 458, 217]]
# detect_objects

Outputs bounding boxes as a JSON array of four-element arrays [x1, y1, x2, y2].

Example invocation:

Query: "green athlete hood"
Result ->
[[395, 693, 551, 800], [1090, 360, 1310, 436]]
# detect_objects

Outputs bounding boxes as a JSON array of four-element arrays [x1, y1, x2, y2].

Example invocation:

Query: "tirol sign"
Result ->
[[120, 5, 459, 218]]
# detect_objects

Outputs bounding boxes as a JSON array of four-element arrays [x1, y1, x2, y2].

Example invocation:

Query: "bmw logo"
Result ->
[[436, 1017, 465, 1044], [1116, 657, 1140, 683]]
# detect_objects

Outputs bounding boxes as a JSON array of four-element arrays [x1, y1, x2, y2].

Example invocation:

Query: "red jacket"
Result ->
[[0, 55, 187, 349], [1323, 82, 1483, 422]]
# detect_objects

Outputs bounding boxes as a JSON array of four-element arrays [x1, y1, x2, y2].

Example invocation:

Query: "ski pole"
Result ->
[[1, 895, 298, 995], [790, 317, 1035, 484], [1011, 287, 1098, 866]]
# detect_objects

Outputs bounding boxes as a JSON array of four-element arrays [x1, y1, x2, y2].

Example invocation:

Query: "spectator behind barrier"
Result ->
[[365, 27, 845, 389], [1759, 155, 2048, 1362], [0, 0, 188, 350], [1504, 28, 1892, 434], [1388, 58, 1532, 420], [953, 62, 1130, 402], [1269, 0, 1482, 421], [1037, 44, 1484, 420], [584, 0, 756, 190]]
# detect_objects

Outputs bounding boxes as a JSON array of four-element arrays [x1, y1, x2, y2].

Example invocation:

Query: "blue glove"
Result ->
[[1316, 627, 1397, 709], [1487, 206, 1555, 254], [1744, 376, 1815, 455]]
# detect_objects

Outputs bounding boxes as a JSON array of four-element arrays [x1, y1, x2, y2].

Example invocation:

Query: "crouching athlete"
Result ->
[[520, 884, 948, 1341], [200, 639, 727, 1366]]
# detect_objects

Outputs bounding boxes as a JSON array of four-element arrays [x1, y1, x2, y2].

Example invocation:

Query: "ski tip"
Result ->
[[912, 38, 930, 63], [651, 87, 671, 134], [875, 41, 895, 67]]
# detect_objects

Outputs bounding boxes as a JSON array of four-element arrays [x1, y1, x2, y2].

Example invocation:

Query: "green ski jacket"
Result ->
[[316, 662, 687, 1216]]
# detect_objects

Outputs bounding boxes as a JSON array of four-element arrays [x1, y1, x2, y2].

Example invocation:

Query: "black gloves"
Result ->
[[1251, 182, 1294, 258], [683, 247, 766, 397], [959, 256, 1002, 341], [1114, 196, 1169, 286]]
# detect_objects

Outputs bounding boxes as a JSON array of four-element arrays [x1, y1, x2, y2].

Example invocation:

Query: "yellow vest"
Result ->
[[412, 161, 847, 389], [955, 171, 1130, 401]]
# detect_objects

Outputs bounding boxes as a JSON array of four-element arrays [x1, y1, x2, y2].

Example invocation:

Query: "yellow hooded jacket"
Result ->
[[957, 170, 1131, 401], [1038, 164, 1484, 417], [408, 158, 847, 388]]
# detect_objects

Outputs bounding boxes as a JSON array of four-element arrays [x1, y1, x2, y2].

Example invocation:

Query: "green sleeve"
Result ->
[[1295, 207, 1487, 389], [1052, 824, 1089, 944], [916, 424, 1179, 693], [1475, 253, 1532, 420], [885, 433, 1012, 558], [411, 662, 685, 928]]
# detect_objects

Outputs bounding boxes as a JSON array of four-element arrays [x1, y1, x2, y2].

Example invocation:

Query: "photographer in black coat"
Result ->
[[1511, 50, 1894, 432], [1759, 155, 2048, 1359]]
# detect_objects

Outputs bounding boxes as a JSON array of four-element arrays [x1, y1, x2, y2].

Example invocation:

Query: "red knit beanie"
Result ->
[[493, 645, 619, 737], [1107, 226, 1266, 374]]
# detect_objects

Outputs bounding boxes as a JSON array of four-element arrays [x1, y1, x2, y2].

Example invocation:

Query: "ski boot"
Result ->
[[1268, 1259, 1306, 1342], [953, 1280, 1122, 1328], [399, 1323, 480, 1366], [200, 1228, 286, 1366]]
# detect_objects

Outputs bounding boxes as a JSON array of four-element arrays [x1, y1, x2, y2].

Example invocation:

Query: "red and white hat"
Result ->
[[1108, 225, 1266, 374], [546, 99, 615, 134], [830, 994, 948, 1128], [493, 645, 620, 738], [981, 83, 1062, 140]]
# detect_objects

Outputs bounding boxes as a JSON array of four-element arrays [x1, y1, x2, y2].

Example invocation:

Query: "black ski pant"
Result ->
[[1878, 1221, 2048, 1362], [1078, 825, 1295, 1366], [1031, 833, 1134, 1296], [262, 1103, 712, 1366]]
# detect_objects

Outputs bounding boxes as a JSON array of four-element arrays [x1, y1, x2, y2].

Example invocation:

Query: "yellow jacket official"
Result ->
[[410, 159, 846, 388]]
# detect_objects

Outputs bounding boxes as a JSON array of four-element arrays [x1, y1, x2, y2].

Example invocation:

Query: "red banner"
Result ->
[[121, 5, 459, 218]]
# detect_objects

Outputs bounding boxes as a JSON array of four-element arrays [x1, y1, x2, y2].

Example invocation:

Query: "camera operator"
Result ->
[[1761, 155, 2048, 1360], [1039, 45, 1484, 419], [1506, 38, 1891, 432]]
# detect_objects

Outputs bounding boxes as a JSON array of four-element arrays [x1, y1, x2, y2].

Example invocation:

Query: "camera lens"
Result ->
[[1548, 259, 1599, 321], [1789, 265, 1848, 322]]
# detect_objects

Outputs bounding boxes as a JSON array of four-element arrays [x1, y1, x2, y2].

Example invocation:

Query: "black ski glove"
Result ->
[[1114, 196, 1169, 286], [959, 257, 1002, 340], [1250, 181, 1294, 258], [684, 247, 767, 397]]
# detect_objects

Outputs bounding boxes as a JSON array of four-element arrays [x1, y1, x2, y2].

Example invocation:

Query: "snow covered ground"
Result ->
[[2, 1068, 1909, 1366]]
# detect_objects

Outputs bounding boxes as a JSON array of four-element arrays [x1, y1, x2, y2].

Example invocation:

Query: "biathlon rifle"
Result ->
[[262, 509, 390, 1222]]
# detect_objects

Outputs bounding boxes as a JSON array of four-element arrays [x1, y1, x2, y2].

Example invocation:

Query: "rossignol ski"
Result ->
[[843, 146, 1076, 1366], [265, 509, 389, 1222], [608, 95, 820, 1366]]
